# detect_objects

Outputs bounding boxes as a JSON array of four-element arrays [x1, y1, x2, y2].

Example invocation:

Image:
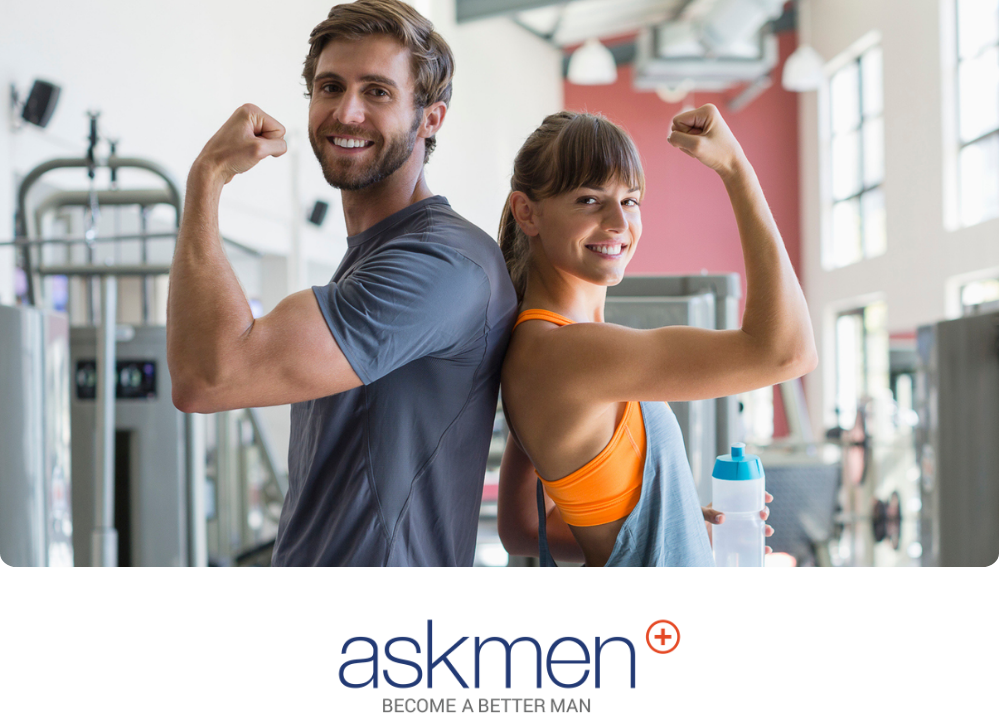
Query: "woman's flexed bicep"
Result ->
[[537, 321, 814, 405]]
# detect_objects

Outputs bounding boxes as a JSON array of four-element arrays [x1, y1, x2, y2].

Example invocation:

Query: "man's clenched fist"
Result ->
[[193, 104, 287, 185]]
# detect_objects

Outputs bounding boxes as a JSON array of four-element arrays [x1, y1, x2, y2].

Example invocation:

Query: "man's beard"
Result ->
[[309, 110, 422, 191]]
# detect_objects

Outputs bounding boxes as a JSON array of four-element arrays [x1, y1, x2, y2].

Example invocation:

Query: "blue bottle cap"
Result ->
[[712, 443, 764, 480]]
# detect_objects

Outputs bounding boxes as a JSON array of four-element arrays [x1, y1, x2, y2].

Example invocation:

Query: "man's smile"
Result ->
[[327, 134, 376, 153], [329, 134, 375, 149]]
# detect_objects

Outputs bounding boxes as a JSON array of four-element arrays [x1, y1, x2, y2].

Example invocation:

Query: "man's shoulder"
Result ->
[[402, 199, 498, 255], [374, 200, 506, 276], [353, 198, 517, 324]]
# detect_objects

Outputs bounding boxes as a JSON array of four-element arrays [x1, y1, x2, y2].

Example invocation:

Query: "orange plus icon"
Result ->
[[646, 620, 680, 654]]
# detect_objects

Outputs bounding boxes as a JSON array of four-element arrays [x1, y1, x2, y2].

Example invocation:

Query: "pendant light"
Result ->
[[781, 0, 824, 91], [567, 38, 618, 85]]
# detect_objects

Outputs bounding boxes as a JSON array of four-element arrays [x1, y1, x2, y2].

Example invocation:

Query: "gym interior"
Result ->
[[2, 0, 997, 569]]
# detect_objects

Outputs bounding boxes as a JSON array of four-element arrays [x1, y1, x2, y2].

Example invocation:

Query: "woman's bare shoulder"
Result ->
[[501, 321, 613, 426], [501, 320, 566, 390], [501, 331, 539, 405]]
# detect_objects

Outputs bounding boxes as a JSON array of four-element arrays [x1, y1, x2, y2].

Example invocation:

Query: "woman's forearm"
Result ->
[[545, 504, 586, 564], [721, 158, 816, 372]]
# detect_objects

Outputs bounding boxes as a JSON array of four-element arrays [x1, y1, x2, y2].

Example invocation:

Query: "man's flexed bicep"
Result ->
[[170, 289, 362, 413], [166, 104, 358, 413], [169, 238, 488, 412]]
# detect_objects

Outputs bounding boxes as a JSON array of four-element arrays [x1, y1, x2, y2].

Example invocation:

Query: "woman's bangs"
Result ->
[[547, 116, 645, 197]]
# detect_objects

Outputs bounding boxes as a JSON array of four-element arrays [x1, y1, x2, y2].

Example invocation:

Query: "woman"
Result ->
[[496, 105, 816, 567]]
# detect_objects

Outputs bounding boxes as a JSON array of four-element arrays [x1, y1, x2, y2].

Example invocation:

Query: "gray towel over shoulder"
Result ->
[[604, 401, 715, 567]]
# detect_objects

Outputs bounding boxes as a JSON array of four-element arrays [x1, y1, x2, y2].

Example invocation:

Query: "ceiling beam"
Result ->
[[513, 18, 560, 45], [455, 0, 568, 24]]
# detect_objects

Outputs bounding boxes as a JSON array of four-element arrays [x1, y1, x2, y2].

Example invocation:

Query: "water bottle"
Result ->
[[711, 443, 765, 567]]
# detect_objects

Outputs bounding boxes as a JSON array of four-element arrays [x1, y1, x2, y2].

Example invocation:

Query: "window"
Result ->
[[961, 277, 999, 313], [834, 302, 888, 430], [957, 0, 999, 226], [825, 45, 885, 269], [740, 386, 774, 445]]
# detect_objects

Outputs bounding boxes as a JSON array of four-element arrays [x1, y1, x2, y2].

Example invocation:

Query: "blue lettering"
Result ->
[[427, 620, 468, 688], [545, 637, 590, 689], [340, 637, 378, 689], [383, 637, 423, 689], [594, 636, 635, 688], [341, 623, 637, 691], [474, 636, 543, 688]]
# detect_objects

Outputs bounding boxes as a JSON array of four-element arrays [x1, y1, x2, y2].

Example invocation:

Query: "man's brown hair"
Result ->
[[303, 0, 455, 159]]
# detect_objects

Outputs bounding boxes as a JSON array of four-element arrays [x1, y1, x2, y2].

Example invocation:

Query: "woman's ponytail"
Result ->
[[498, 192, 530, 303]]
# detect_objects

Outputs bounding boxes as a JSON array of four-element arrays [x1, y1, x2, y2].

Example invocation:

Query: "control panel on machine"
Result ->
[[76, 360, 157, 400]]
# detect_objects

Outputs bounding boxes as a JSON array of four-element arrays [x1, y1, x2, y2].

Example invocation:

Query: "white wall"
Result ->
[[1, 0, 561, 471], [799, 0, 999, 432], [1, 1, 560, 297], [1, 1, 344, 294], [426, 0, 564, 239]]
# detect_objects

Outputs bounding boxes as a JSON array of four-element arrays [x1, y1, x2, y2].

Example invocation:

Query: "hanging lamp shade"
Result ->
[[655, 79, 695, 104], [567, 38, 618, 85], [781, 44, 824, 91]]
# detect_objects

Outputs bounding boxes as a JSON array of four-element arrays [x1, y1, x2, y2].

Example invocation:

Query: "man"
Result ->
[[167, 0, 517, 566]]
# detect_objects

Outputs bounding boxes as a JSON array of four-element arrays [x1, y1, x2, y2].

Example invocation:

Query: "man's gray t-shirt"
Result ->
[[271, 196, 517, 566]]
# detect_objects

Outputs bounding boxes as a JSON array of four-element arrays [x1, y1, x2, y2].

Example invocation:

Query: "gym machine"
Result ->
[[3, 114, 286, 566], [916, 310, 999, 566]]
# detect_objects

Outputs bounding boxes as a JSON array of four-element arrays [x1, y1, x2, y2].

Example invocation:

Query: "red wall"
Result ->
[[564, 32, 802, 436], [563, 32, 802, 286]]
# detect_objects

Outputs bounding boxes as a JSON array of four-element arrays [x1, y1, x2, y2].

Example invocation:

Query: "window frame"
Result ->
[[822, 35, 886, 270], [955, 0, 999, 227], [833, 301, 888, 431]]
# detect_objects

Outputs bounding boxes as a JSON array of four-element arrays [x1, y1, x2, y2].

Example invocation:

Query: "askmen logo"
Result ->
[[338, 620, 637, 690]]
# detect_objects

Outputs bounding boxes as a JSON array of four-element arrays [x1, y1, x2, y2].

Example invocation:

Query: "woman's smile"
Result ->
[[584, 242, 627, 258]]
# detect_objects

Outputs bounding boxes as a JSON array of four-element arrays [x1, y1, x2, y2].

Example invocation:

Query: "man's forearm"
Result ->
[[167, 168, 254, 406]]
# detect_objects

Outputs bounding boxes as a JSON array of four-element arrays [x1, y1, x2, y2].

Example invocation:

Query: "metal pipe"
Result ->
[[15, 155, 183, 305], [1, 231, 179, 247], [86, 112, 100, 181], [86, 245, 97, 325], [85, 179, 101, 325], [215, 412, 233, 564], [91, 274, 118, 567], [38, 264, 172, 277], [727, 73, 773, 112], [34, 190, 177, 234], [1, 232, 263, 258], [186, 413, 208, 568], [141, 206, 152, 323]]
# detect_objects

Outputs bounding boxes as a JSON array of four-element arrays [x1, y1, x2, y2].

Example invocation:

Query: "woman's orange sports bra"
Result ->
[[512, 309, 646, 527]]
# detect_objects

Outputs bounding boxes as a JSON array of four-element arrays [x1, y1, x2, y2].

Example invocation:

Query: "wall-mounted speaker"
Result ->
[[308, 200, 329, 227], [21, 79, 61, 128]]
